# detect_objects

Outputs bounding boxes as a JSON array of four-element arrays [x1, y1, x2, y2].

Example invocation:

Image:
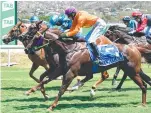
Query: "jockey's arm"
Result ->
[[136, 18, 147, 32], [66, 17, 85, 37], [131, 21, 137, 31]]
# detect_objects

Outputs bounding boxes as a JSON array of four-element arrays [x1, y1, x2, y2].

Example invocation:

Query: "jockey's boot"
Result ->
[[89, 42, 100, 64]]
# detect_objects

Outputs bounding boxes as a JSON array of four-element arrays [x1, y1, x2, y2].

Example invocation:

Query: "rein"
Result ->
[[32, 34, 88, 54]]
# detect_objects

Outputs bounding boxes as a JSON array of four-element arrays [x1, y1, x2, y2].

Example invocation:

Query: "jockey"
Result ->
[[129, 11, 147, 35], [49, 14, 72, 31], [122, 16, 137, 31], [60, 7, 107, 64], [29, 16, 39, 23], [144, 15, 151, 44], [49, 14, 83, 38]]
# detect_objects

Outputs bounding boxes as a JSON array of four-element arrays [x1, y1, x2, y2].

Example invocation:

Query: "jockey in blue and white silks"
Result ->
[[122, 16, 137, 32], [49, 14, 84, 38], [29, 16, 39, 23]]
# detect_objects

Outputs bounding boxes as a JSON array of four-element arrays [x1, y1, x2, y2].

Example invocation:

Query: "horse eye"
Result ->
[[20, 25, 25, 28]]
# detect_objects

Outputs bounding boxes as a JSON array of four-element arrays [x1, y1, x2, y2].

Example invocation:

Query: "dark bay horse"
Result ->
[[104, 25, 151, 89], [24, 21, 147, 111]]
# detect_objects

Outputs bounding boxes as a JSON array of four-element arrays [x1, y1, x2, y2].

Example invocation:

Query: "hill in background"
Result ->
[[18, 1, 151, 22]]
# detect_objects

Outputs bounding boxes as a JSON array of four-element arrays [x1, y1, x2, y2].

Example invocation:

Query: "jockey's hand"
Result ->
[[128, 30, 136, 35], [60, 33, 68, 38]]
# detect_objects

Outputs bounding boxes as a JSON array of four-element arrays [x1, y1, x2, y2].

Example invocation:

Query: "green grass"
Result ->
[[1, 64, 151, 113]]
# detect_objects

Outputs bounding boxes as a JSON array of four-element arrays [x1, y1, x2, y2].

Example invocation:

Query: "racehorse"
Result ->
[[2, 21, 49, 83], [104, 25, 151, 89], [24, 21, 146, 111], [2, 21, 82, 100]]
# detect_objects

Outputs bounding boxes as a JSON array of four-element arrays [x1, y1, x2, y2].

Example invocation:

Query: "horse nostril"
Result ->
[[2, 39, 6, 42]]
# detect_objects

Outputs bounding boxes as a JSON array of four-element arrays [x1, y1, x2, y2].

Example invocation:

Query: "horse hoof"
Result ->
[[115, 87, 121, 91], [136, 103, 147, 107], [24, 91, 30, 96], [44, 95, 49, 101], [47, 107, 53, 112], [112, 79, 117, 86], [71, 86, 79, 91], [66, 87, 74, 92], [90, 89, 95, 97]]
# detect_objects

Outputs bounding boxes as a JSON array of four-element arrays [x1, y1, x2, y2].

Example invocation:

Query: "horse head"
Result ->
[[2, 19, 31, 44]]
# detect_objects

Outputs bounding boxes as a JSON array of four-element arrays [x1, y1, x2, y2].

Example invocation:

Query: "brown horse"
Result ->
[[104, 25, 151, 89], [2, 21, 81, 100], [24, 21, 146, 111], [2, 22, 49, 83]]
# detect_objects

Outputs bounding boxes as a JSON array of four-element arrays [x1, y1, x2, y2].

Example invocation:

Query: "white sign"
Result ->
[[2, 1, 14, 12], [2, 16, 15, 28]]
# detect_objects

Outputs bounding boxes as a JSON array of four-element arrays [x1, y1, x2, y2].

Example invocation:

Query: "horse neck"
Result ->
[[53, 40, 83, 55], [21, 39, 32, 48], [113, 30, 131, 44], [48, 29, 61, 36]]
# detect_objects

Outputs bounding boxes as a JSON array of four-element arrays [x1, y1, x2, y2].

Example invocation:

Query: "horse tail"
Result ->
[[142, 53, 151, 63]]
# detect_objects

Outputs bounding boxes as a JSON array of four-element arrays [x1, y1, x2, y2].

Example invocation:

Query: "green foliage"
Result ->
[[39, 16, 50, 22]]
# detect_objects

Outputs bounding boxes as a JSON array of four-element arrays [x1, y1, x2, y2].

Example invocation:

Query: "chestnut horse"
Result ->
[[2, 22, 49, 83], [23, 21, 146, 111]]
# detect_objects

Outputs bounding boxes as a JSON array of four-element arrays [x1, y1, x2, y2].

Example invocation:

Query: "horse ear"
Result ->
[[36, 20, 43, 29], [18, 18, 23, 23], [36, 20, 43, 25], [16, 21, 22, 26]]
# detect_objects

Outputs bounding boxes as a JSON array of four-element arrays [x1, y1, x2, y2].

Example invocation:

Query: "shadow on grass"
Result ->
[[2, 94, 128, 103], [83, 87, 140, 93], [13, 101, 151, 111], [1, 86, 60, 91], [14, 102, 127, 111]]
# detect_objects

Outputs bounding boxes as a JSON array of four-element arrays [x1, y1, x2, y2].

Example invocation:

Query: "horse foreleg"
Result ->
[[43, 64, 49, 70], [29, 63, 40, 83], [25, 82, 43, 96], [70, 71, 93, 91], [48, 69, 75, 111], [90, 71, 109, 97], [25, 70, 50, 96], [112, 66, 121, 85], [92, 71, 109, 89]]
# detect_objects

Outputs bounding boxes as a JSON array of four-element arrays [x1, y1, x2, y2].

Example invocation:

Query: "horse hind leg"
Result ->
[[112, 66, 121, 86], [116, 73, 127, 90], [90, 71, 109, 97]]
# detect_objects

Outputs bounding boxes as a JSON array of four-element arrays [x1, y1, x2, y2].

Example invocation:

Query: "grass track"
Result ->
[[1, 64, 151, 113]]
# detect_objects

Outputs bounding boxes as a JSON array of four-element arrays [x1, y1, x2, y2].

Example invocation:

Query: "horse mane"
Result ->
[[108, 25, 131, 33]]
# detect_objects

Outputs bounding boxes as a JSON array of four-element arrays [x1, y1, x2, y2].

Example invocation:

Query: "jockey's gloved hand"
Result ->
[[60, 33, 68, 38], [128, 30, 136, 35]]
